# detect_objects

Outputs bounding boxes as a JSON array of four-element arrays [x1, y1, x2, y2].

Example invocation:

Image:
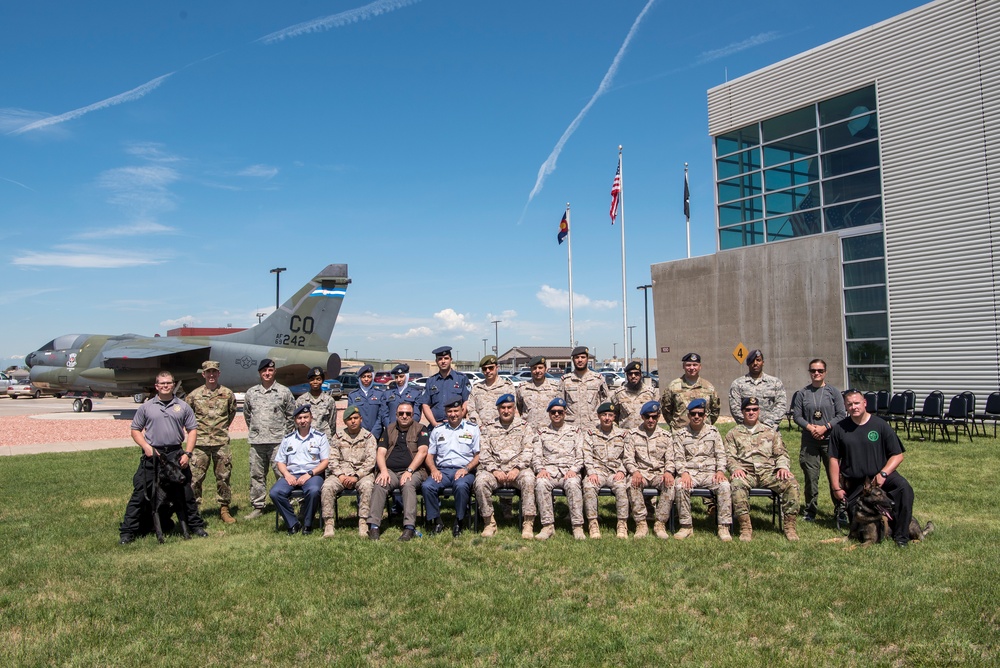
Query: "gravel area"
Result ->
[[0, 414, 249, 447]]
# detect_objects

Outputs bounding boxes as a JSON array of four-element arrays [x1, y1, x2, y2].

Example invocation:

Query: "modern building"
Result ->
[[651, 0, 998, 414]]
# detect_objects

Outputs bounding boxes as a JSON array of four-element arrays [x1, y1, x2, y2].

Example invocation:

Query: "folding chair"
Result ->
[[974, 391, 1000, 437], [909, 391, 944, 440], [274, 488, 324, 531]]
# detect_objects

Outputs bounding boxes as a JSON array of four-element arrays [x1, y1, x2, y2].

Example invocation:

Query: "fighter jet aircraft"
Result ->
[[26, 263, 350, 412]]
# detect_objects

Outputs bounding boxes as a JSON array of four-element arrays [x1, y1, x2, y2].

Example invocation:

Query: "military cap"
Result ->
[[741, 396, 760, 410], [624, 361, 641, 373], [529, 355, 546, 367], [597, 401, 615, 414], [496, 393, 516, 406], [432, 346, 452, 357], [307, 366, 325, 379], [201, 360, 220, 372], [444, 399, 464, 409], [746, 349, 763, 365], [479, 355, 498, 368], [681, 352, 701, 363], [293, 404, 312, 417], [640, 400, 661, 416], [343, 406, 360, 420], [571, 346, 589, 357], [391, 363, 409, 375], [258, 358, 275, 371], [687, 398, 707, 411], [547, 397, 567, 412]]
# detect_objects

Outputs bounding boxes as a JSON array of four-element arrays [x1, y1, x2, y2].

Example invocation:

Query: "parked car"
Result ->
[[373, 370, 393, 385], [338, 373, 361, 395], [0, 371, 13, 396], [465, 371, 486, 385], [513, 370, 562, 382], [288, 378, 345, 399], [7, 380, 57, 399]]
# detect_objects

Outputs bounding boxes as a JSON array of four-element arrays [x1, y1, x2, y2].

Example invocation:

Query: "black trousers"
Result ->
[[119, 451, 206, 537], [845, 472, 914, 541]]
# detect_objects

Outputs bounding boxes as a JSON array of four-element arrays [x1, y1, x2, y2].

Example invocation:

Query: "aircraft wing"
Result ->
[[103, 340, 211, 370]]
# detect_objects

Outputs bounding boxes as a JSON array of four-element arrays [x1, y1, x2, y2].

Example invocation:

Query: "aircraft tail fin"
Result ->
[[219, 264, 350, 350]]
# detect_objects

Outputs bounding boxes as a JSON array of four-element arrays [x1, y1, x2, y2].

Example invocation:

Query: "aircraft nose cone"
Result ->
[[26, 351, 37, 368]]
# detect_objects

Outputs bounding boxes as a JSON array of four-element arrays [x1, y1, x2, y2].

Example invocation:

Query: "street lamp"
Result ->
[[627, 325, 636, 361], [270, 267, 286, 310], [482, 338, 488, 357], [637, 284, 653, 373], [491, 319, 501, 357], [256, 312, 265, 324]]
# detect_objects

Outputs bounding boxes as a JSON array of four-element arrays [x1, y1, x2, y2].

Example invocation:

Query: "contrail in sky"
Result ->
[[258, 0, 423, 44], [524, 0, 657, 207], [9, 73, 174, 135]]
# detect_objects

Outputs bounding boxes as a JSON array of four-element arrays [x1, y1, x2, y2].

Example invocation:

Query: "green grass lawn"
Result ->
[[2, 425, 998, 667]]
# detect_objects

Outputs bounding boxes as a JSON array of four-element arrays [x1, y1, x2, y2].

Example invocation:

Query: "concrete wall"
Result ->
[[651, 233, 845, 417]]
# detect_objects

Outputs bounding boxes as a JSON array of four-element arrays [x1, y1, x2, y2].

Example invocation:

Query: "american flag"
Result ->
[[609, 157, 621, 224]]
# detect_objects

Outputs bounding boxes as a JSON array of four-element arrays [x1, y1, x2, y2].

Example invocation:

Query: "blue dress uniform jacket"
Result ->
[[347, 385, 389, 440], [383, 382, 425, 431], [421, 370, 471, 423]]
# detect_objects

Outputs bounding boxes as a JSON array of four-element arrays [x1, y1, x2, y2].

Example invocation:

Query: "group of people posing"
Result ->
[[118, 345, 917, 547]]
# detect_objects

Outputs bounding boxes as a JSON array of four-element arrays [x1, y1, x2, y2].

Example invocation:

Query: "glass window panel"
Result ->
[[847, 366, 890, 393], [826, 197, 883, 231], [821, 142, 880, 178], [846, 313, 888, 339], [762, 106, 816, 142], [843, 259, 885, 287], [720, 222, 764, 250], [841, 233, 884, 261], [821, 113, 878, 151], [844, 286, 887, 313], [717, 173, 762, 204], [820, 85, 877, 125], [718, 197, 763, 225], [764, 158, 818, 191], [765, 185, 817, 216], [847, 340, 889, 366], [715, 124, 760, 155], [823, 169, 881, 205], [716, 148, 761, 180], [763, 131, 817, 167], [766, 213, 821, 241]]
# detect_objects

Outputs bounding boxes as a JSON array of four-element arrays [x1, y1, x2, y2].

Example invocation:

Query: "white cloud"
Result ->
[[487, 310, 518, 327], [0, 287, 59, 305], [125, 142, 182, 163], [160, 315, 201, 328], [391, 326, 433, 339], [12, 246, 164, 269], [0, 108, 70, 137], [536, 285, 616, 310], [698, 32, 779, 64], [238, 164, 278, 179], [434, 308, 477, 332], [76, 221, 176, 239], [258, 0, 423, 44], [97, 165, 179, 216]]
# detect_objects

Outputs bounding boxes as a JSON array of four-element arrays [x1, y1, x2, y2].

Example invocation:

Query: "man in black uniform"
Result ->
[[829, 389, 915, 547], [367, 401, 430, 541]]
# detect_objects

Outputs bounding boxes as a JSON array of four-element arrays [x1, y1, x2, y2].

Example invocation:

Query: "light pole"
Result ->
[[345, 348, 349, 360], [491, 319, 501, 358], [482, 338, 488, 357], [256, 312, 265, 324], [637, 284, 652, 373], [270, 267, 286, 310], [613, 342, 617, 361], [627, 325, 636, 361]]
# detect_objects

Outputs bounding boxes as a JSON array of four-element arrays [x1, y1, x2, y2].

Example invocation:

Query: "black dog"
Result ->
[[150, 451, 191, 543], [849, 480, 934, 547]]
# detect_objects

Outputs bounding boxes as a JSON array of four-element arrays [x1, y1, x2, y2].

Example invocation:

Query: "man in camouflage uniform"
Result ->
[[468, 355, 516, 426], [533, 398, 585, 541], [672, 398, 732, 541], [725, 397, 800, 541], [612, 361, 659, 429], [662, 352, 721, 429], [624, 400, 675, 539], [729, 349, 787, 428], [321, 406, 377, 537], [295, 366, 337, 441], [558, 346, 609, 428], [582, 401, 630, 539], [474, 394, 537, 539], [243, 358, 295, 520], [185, 360, 238, 523], [516, 355, 560, 429]]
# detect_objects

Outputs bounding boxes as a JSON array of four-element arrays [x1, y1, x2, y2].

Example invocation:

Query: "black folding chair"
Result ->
[[886, 393, 911, 438], [876, 390, 890, 417], [932, 394, 973, 443], [909, 391, 945, 441], [864, 392, 878, 415], [974, 391, 1000, 438]]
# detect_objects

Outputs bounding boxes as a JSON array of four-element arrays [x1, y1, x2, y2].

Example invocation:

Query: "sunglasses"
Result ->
[[688, 411, 706, 417], [743, 407, 760, 412], [397, 411, 413, 416], [549, 409, 565, 415], [809, 368, 826, 374]]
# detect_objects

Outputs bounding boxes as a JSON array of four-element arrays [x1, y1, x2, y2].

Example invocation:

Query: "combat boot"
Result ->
[[522, 516, 536, 539], [244, 508, 263, 521], [783, 514, 799, 541], [653, 521, 669, 540], [481, 515, 498, 537], [219, 505, 236, 524], [323, 523, 336, 538], [358, 518, 367, 538], [588, 519, 602, 539], [673, 525, 693, 540], [572, 525, 586, 541], [738, 514, 753, 542], [536, 524, 555, 541], [718, 524, 732, 542], [634, 521, 649, 539], [616, 519, 629, 538]]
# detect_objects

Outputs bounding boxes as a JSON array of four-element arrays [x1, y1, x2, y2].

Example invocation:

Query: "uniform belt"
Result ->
[[152, 445, 183, 453]]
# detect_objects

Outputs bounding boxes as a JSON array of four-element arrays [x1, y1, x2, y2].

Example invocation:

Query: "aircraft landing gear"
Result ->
[[73, 399, 83, 412], [83, 398, 93, 412], [72, 398, 94, 412], [133, 393, 145, 404]]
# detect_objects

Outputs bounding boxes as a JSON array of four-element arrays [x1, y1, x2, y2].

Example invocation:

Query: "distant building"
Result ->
[[497, 346, 594, 372]]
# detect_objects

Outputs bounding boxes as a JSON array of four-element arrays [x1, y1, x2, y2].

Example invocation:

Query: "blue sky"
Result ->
[[1, 0, 925, 368]]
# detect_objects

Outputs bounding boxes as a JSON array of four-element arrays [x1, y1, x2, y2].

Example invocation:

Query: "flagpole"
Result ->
[[566, 202, 576, 347], [685, 162, 691, 259], [619, 145, 628, 366]]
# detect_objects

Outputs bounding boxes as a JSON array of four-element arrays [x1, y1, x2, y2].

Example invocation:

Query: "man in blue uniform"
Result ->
[[423, 399, 480, 536], [383, 363, 425, 432], [420, 346, 471, 428], [269, 404, 330, 535], [347, 364, 388, 440]]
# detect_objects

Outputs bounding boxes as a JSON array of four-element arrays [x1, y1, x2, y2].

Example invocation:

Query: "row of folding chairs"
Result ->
[[871, 390, 1000, 443]]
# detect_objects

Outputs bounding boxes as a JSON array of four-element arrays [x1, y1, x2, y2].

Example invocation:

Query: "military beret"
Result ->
[[597, 401, 615, 414], [624, 361, 641, 373], [746, 349, 763, 365], [681, 352, 701, 363], [343, 406, 360, 420], [432, 346, 452, 356], [687, 398, 707, 411], [307, 366, 325, 379], [547, 397, 567, 411], [529, 356, 546, 367], [741, 396, 760, 410], [357, 364, 374, 376], [496, 393, 515, 406], [479, 355, 498, 368], [444, 399, 464, 409], [258, 358, 275, 371], [293, 404, 312, 417], [201, 360, 220, 372], [391, 363, 409, 375], [571, 346, 589, 357], [640, 400, 661, 415]]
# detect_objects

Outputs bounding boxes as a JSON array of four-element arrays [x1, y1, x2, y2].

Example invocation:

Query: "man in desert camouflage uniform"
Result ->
[[468, 355, 516, 427], [243, 358, 296, 520], [185, 360, 238, 524], [582, 401, 630, 539], [624, 400, 675, 539], [662, 352, 721, 429], [533, 398, 585, 541], [474, 394, 537, 539], [729, 349, 787, 428], [321, 406, 377, 538], [724, 397, 800, 541], [558, 346, 609, 428], [611, 361, 659, 429], [672, 398, 732, 541], [294, 366, 337, 441], [516, 356, 560, 429]]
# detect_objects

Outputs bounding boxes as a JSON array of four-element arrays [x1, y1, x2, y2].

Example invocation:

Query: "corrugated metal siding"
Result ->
[[707, 0, 1000, 404]]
